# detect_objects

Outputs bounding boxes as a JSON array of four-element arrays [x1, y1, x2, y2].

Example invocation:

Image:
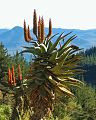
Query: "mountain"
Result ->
[[0, 29, 9, 35], [0, 26, 27, 54], [0, 26, 96, 54]]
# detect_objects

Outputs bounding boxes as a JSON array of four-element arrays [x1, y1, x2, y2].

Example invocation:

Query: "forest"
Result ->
[[0, 10, 96, 120], [80, 46, 96, 85]]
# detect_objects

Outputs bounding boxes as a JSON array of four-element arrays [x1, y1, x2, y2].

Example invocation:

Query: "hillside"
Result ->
[[79, 46, 96, 85], [0, 26, 96, 54]]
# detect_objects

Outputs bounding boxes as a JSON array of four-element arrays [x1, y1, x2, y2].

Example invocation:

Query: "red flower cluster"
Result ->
[[8, 65, 22, 86]]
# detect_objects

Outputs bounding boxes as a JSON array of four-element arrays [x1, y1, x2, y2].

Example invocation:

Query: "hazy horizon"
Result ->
[[0, 0, 96, 30], [1, 26, 96, 31]]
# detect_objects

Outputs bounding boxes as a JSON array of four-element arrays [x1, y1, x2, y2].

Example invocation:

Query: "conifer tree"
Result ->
[[0, 43, 10, 82]]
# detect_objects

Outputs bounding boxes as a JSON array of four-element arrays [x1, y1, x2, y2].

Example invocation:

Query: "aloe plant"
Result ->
[[0, 64, 29, 120], [21, 9, 84, 120]]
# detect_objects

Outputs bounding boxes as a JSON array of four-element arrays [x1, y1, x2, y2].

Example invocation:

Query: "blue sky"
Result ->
[[0, 0, 96, 29]]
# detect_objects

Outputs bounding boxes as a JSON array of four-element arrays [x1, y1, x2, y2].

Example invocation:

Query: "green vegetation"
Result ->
[[0, 104, 11, 120], [0, 84, 96, 120], [79, 46, 96, 85], [0, 43, 10, 82]]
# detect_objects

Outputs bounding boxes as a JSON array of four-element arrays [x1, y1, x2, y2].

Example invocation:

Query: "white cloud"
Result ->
[[0, 0, 96, 29]]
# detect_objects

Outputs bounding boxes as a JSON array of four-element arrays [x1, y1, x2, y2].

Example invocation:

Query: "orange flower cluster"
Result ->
[[18, 65, 22, 81], [24, 9, 52, 43], [46, 19, 52, 38], [8, 65, 22, 86], [24, 20, 32, 42]]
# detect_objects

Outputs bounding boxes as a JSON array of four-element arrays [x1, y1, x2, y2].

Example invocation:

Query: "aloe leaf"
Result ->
[[46, 33, 59, 46], [60, 35, 77, 52], [20, 49, 40, 56], [35, 46, 42, 55], [67, 77, 84, 84], [48, 32, 64, 53], [69, 48, 82, 56], [30, 41, 39, 47], [58, 31, 72, 42], [58, 45, 72, 57], [56, 86, 74, 97], [58, 44, 81, 57], [57, 49, 72, 62], [20, 50, 35, 54], [56, 76, 84, 86], [49, 51, 58, 61], [63, 55, 81, 65], [39, 44, 47, 53], [45, 75, 60, 88], [47, 41, 53, 51], [22, 46, 35, 50], [48, 76, 58, 86], [47, 76, 75, 97], [59, 86, 74, 96], [50, 50, 72, 74]]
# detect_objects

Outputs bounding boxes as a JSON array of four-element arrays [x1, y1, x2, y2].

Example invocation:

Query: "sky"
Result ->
[[0, 0, 96, 29]]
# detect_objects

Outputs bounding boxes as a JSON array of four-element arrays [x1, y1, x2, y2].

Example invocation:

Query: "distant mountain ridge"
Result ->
[[0, 26, 96, 54], [0, 29, 9, 35]]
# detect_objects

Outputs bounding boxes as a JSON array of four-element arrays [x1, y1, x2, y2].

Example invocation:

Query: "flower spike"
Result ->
[[41, 16, 45, 43], [38, 16, 41, 43], [33, 9, 37, 36], [24, 20, 31, 42], [28, 25, 33, 40], [18, 65, 22, 81], [46, 19, 52, 38]]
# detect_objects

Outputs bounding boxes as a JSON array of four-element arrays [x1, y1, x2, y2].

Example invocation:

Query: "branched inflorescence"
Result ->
[[24, 9, 52, 44], [8, 65, 22, 86]]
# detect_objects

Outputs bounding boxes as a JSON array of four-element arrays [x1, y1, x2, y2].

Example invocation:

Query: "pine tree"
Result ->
[[0, 43, 10, 82], [0, 43, 11, 102]]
